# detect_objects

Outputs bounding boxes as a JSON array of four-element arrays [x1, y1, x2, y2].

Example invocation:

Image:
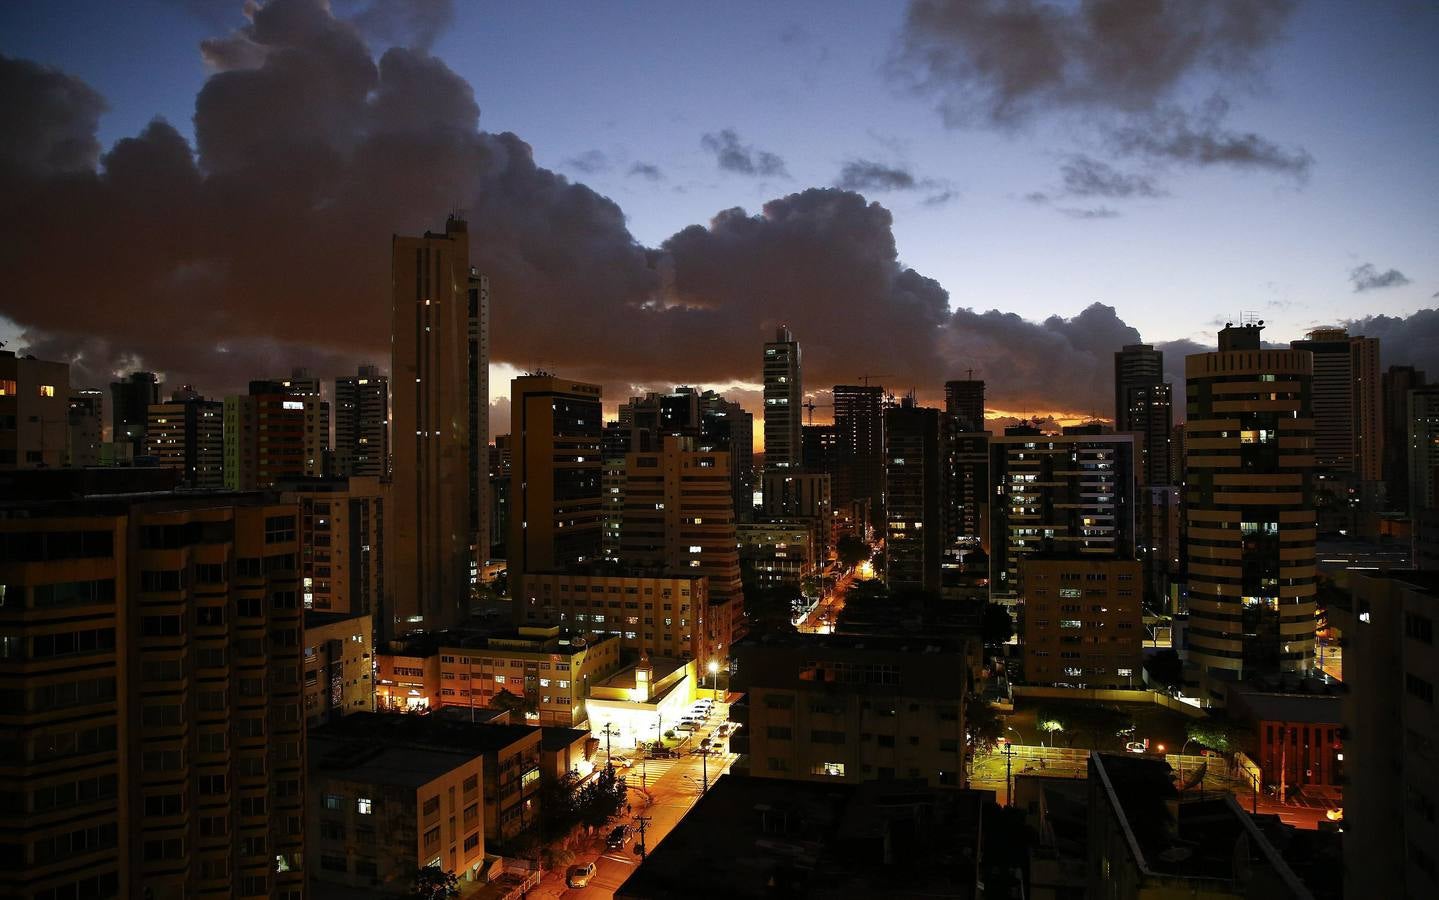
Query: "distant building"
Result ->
[[737, 519, 818, 591], [1022, 557, 1143, 688], [389, 217, 480, 638], [833, 383, 886, 533], [1114, 343, 1164, 431], [516, 571, 717, 663], [146, 393, 224, 487], [279, 476, 385, 615], [944, 378, 985, 432], [1185, 323, 1316, 698], [731, 632, 969, 790], [334, 364, 388, 477], [0, 349, 70, 469], [66, 389, 104, 467], [303, 609, 377, 727], [1291, 327, 1381, 481], [109, 370, 160, 457], [885, 399, 942, 593], [941, 426, 990, 563], [1226, 681, 1343, 790], [1407, 385, 1439, 519], [0, 489, 306, 899], [762, 326, 802, 471], [1341, 571, 1439, 899], [760, 469, 833, 560], [1087, 753, 1313, 899], [1382, 365, 1425, 511], [223, 381, 328, 489]]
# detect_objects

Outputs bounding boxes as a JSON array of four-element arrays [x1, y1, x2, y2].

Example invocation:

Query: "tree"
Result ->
[[980, 603, 1014, 648], [412, 864, 459, 900], [965, 696, 1003, 756], [576, 764, 628, 828], [836, 533, 870, 568], [742, 584, 801, 639], [1144, 648, 1183, 689], [1063, 704, 1133, 749], [1186, 717, 1253, 755], [492, 688, 537, 717]]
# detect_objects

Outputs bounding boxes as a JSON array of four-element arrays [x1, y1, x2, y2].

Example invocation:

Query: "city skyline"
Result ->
[[1, 0, 1436, 432]]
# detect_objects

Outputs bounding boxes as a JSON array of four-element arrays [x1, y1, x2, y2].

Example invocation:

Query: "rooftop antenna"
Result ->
[[858, 373, 890, 387]]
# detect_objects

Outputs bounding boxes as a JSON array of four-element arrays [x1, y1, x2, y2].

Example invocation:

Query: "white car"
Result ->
[[567, 862, 596, 888], [609, 755, 632, 770]]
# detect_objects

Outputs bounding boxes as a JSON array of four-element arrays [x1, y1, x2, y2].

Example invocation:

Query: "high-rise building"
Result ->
[[832, 384, 886, 535], [278, 367, 322, 399], [1382, 365, 1425, 512], [1341, 571, 1439, 900], [762, 326, 802, 472], [109, 370, 160, 457], [489, 435, 512, 562], [508, 374, 603, 592], [1022, 557, 1143, 688], [0, 349, 69, 469], [695, 388, 754, 522], [944, 379, 985, 432], [223, 381, 327, 490], [1408, 386, 1439, 518], [1291, 327, 1382, 480], [988, 430, 1135, 603], [0, 490, 306, 900], [389, 216, 476, 637], [1185, 323, 1316, 697], [620, 387, 755, 525], [885, 399, 942, 593], [940, 425, 989, 564], [67, 389, 104, 467], [280, 475, 385, 615], [761, 471, 833, 562], [334, 364, 388, 477], [623, 438, 744, 653], [1124, 382, 1173, 488], [1114, 344, 1163, 431], [146, 393, 225, 488], [469, 269, 490, 571]]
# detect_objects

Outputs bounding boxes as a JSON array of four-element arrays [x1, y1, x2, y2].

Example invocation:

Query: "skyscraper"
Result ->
[[1408, 385, 1439, 517], [943, 378, 985, 432], [469, 269, 490, 571], [222, 381, 327, 490], [1123, 382, 1173, 488], [1186, 323, 1316, 697], [1114, 344, 1163, 431], [762, 326, 802, 472], [334, 364, 388, 477], [885, 399, 942, 592], [1382, 365, 1425, 511], [146, 392, 224, 487], [1290, 327, 1382, 481], [508, 373, 603, 592], [109, 370, 160, 457], [832, 383, 885, 533], [389, 215, 475, 637]]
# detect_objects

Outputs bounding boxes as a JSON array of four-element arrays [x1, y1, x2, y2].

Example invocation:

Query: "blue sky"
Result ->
[[1, 0, 1436, 412]]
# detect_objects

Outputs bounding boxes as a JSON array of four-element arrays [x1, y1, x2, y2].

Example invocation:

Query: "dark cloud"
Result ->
[[0, 55, 107, 175], [1060, 154, 1163, 198], [564, 149, 609, 174], [921, 190, 955, 207], [349, 0, 456, 51], [891, 0, 1296, 126], [628, 162, 663, 180], [1058, 206, 1119, 220], [1349, 263, 1411, 293], [1104, 98, 1312, 177], [835, 159, 918, 191], [1339, 309, 1439, 388], [700, 128, 788, 177]]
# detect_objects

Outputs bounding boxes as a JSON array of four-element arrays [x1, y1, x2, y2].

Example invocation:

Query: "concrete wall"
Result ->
[[1011, 685, 1207, 719]]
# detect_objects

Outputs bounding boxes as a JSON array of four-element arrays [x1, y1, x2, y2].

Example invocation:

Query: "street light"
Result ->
[[1006, 724, 1028, 746], [707, 659, 720, 703]]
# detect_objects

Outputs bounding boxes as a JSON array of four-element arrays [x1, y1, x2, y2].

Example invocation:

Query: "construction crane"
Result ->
[[802, 398, 832, 425], [857, 374, 890, 387]]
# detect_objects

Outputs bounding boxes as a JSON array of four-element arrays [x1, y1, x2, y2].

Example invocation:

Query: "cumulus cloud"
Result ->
[[835, 159, 918, 191], [349, 0, 456, 51], [1104, 98, 1312, 177], [1349, 263, 1411, 293], [1060, 154, 1163, 198], [628, 161, 663, 180], [1344, 309, 1439, 381], [0, 55, 107, 175], [701, 128, 788, 177]]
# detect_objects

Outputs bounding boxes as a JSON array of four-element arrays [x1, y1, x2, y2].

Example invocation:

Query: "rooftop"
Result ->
[[308, 740, 476, 789], [310, 712, 540, 757]]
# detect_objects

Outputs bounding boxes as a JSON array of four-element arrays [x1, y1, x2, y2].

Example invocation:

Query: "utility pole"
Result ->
[[1002, 740, 1017, 807], [634, 813, 652, 860], [600, 722, 621, 765]]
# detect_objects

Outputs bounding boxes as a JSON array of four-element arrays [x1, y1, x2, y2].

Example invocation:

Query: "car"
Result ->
[[608, 755, 632, 770], [1125, 741, 1147, 754], [566, 862, 596, 888], [673, 722, 696, 732], [606, 825, 632, 850]]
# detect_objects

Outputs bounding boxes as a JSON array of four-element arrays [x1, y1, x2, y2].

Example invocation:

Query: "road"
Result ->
[[798, 568, 855, 634], [526, 699, 738, 899]]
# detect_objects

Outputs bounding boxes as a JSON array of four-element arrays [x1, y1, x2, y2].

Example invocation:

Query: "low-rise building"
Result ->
[[737, 519, 818, 589], [516, 570, 721, 663], [304, 610, 376, 726], [308, 731, 487, 892], [584, 656, 701, 750], [1226, 680, 1343, 791], [1022, 557, 1143, 688], [730, 633, 970, 789]]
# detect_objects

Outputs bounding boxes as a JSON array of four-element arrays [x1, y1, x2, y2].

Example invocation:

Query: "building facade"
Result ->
[[516, 572, 716, 663], [1022, 557, 1143, 688], [1185, 324, 1317, 696], [333, 364, 388, 478], [223, 384, 328, 491], [66, 389, 104, 468], [1407, 385, 1439, 518], [146, 395, 224, 488], [280, 476, 385, 616], [885, 400, 942, 593], [109, 371, 160, 458], [832, 384, 886, 534], [1291, 327, 1382, 481], [0, 350, 70, 470], [762, 327, 802, 472], [737, 519, 818, 590], [944, 379, 985, 432], [303, 610, 376, 727]]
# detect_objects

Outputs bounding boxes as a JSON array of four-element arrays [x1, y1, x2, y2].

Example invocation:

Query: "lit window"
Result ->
[[38, 384, 55, 398], [357, 798, 373, 815]]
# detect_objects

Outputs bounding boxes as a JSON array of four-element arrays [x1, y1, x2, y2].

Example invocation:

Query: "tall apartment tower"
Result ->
[[1185, 323, 1316, 697], [223, 381, 327, 491], [109, 371, 160, 457], [389, 215, 475, 637], [508, 374, 604, 595], [0, 349, 70, 469], [280, 475, 386, 614], [762, 326, 802, 472], [832, 384, 886, 533], [695, 388, 755, 521], [1290, 328, 1382, 480], [1382, 365, 1426, 511], [885, 399, 942, 592], [0, 492, 307, 900], [1408, 386, 1439, 517], [146, 393, 224, 487], [67, 389, 104, 467], [1114, 344, 1163, 430], [944, 379, 985, 432], [469, 270, 491, 570], [334, 364, 389, 477]]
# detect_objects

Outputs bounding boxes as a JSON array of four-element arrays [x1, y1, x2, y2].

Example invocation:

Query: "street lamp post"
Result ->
[[707, 659, 720, 704], [1001, 740, 1018, 807], [600, 722, 621, 766]]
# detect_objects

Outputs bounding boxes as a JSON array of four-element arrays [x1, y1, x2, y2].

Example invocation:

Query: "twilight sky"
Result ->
[[1, 0, 1436, 432]]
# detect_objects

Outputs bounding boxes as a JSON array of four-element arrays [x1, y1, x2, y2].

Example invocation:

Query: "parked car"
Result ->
[[606, 825, 632, 850], [673, 722, 696, 732], [609, 755, 632, 770], [567, 862, 596, 888], [1125, 741, 1147, 754]]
